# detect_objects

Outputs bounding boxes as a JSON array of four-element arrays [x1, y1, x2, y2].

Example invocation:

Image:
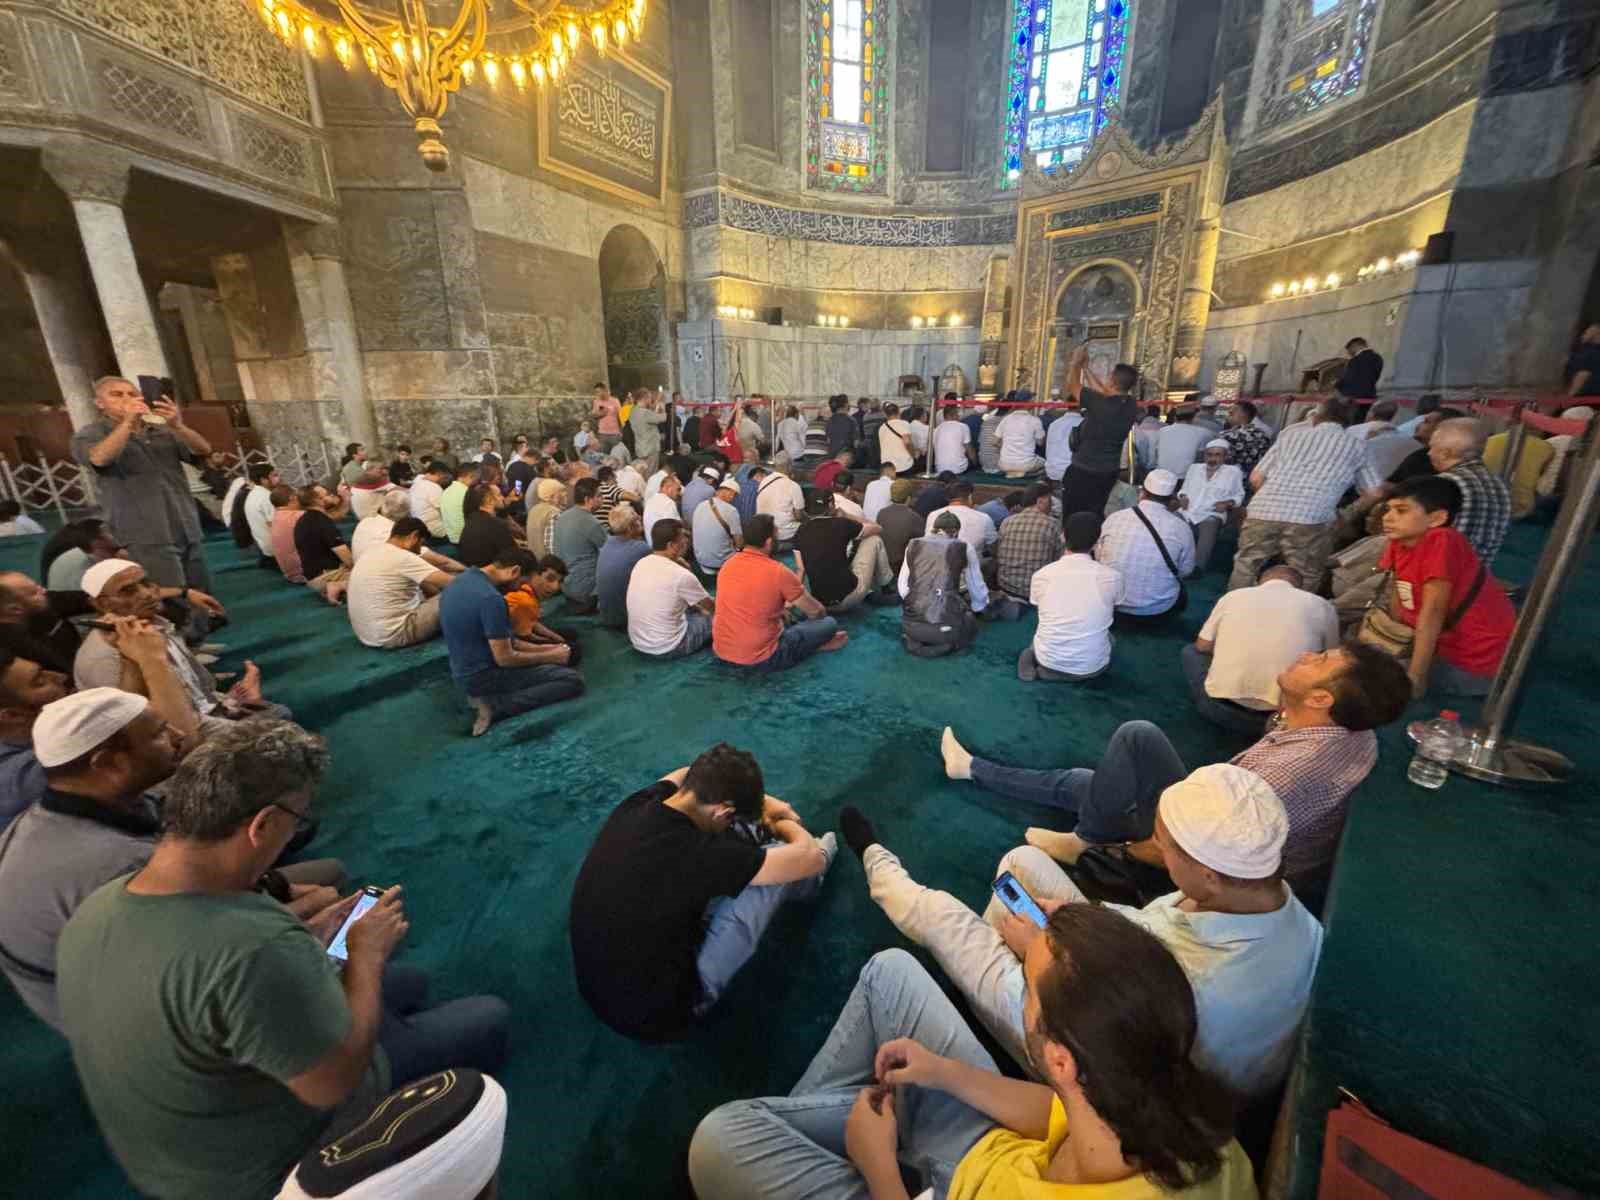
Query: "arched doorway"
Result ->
[[597, 225, 670, 396], [1044, 262, 1141, 398]]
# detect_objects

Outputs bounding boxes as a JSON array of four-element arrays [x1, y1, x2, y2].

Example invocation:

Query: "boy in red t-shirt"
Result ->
[[1379, 476, 1515, 698]]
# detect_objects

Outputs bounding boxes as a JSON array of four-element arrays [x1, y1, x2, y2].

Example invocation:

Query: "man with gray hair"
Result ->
[[54, 719, 510, 1200], [1428, 417, 1512, 567], [70, 376, 214, 595], [351, 491, 466, 573]]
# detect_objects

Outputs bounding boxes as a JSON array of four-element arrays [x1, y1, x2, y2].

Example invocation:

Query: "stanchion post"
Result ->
[[1496, 407, 1527, 484], [1441, 415, 1600, 786]]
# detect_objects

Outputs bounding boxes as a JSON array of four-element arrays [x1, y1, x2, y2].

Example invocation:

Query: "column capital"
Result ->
[[41, 139, 134, 205], [282, 218, 345, 262]]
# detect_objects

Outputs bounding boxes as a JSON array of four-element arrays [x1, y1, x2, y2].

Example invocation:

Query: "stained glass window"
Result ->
[[806, 0, 889, 194], [1002, 0, 1130, 188], [1256, 0, 1380, 136]]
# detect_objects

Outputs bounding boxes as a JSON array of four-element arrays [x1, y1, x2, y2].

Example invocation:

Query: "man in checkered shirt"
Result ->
[[1428, 418, 1512, 568], [1227, 399, 1381, 592], [941, 641, 1411, 903]]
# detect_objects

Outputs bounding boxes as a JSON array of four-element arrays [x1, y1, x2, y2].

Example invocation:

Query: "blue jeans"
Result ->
[[658, 609, 713, 659], [688, 949, 999, 1200], [739, 617, 840, 673], [969, 719, 1187, 844], [379, 963, 511, 1086], [461, 664, 585, 719], [1180, 644, 1272, 737], [693, 832, 835, 1016]]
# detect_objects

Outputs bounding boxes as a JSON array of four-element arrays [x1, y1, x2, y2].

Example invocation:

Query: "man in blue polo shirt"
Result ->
[[438, 548, 583, 737]]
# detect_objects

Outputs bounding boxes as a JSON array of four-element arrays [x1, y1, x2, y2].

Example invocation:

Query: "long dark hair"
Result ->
[[1035, 905, 1235, 1190]]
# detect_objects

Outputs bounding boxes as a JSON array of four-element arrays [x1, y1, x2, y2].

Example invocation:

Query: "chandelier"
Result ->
[[251, 0, 649, 171]]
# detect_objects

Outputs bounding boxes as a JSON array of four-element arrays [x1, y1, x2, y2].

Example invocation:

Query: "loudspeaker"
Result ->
[[1421, 232, 1454, 265], [764, 307, 783, 326]]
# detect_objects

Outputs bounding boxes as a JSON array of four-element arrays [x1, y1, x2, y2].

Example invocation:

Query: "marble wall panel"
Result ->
[[339, 190, 452, 352], [362, 349, 498, 404], [372, 396, 501, 455]]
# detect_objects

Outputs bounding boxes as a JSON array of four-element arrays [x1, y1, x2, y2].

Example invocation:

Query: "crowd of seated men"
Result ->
[[0, 366, 1573, 1198]]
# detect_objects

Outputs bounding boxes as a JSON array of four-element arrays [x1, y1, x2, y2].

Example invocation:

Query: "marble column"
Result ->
[[1, 238, 106, 428], [978, 253, 1011, 396], [283, 220, 377, 447], [1171, 216, 1221, 391], [40, 141, 169, 383]]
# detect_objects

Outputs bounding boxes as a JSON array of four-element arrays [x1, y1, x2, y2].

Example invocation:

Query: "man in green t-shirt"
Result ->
[[56, 720, 510, 1200]]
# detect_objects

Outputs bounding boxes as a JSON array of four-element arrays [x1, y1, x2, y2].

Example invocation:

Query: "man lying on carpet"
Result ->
[[838, 764, 1322, 1100], [53, 718, 509, 1200], [0, 692, 343, 1032], [688, 914, 1256, 1200], [75, 558, 291, 731], [941, 640, 1410, 902], [438, 548, 584, 738], [569, 742, 836, 1042]]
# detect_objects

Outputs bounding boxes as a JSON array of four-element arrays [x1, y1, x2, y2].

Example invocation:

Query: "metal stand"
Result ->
[[1419, 412, 1600, 787]]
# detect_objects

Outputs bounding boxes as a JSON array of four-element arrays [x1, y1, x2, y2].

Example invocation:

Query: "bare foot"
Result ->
[[940, 726, 972, 781], [470, 699, 493, 737], [1025, 828, 1090, 865], [819, 632, 849, 653], [325, 583, 347, 606]]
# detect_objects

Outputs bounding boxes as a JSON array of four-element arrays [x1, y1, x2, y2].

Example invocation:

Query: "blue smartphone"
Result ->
[[992, 872, 1049, 928]]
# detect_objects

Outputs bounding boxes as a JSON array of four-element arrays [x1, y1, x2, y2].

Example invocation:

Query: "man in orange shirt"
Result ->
[[712, 515, 848, 673]]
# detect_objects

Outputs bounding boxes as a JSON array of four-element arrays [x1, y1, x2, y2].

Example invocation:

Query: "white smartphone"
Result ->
[[326, 885, 384, 963]]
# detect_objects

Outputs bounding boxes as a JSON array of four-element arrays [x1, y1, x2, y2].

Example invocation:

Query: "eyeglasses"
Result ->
[[271, 800, 313, 833]]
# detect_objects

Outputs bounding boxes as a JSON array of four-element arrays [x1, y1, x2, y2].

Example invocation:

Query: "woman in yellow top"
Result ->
[[689, 905, 1256, 1200]]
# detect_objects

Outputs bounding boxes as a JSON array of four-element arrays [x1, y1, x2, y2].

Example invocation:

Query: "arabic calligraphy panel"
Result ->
[[538, 52, 671, 207]]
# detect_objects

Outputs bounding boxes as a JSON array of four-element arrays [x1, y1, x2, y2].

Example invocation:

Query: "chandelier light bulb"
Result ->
[[531, 59, 545, 84], [1288, 281, 1301, 295], [275, 7, 291, 37], [614, 17, 628, 43], [1376, 257, 1392, 274], [1302, 276, 1317, 293], [483, 56, 499, 84], [947, 314, 961, 327], [334, 34, 353, 68], [390, 36, 405, 63], [1325, 273, 1340, 288], [839, 315, 850, 328], [460, 56, 475, 82], [300, 19, 319, 54], [911, 316, 924, 329], [565, 23, 578, 52], [509, 58, 526, 87], [363, 44, 377, 70], [1270, 282, 1286, 298], [592, 22, 607, 52]]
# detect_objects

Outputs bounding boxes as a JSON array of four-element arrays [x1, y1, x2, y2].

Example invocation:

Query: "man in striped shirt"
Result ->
[[1227, 399, 1381, 592], [941, 641, 1410, 900]]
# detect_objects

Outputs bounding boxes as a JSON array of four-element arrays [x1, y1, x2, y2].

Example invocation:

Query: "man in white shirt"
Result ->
[[1095, 468, 1195, 622], [346, 518, 457, 649], [827, 473, 868, 522], [1043, 406, 1082, 481], [923, 480, 997, 566], [1345, 398, 1398, 444], [862, 463, 895, 521], [1177, 440, 1245, 572], [408, 461, 453, 538], [995, 403, 1045, 476], [353, 491, 465, 573], [242, 463, 279, 564], [907, 409, 930, 464], [643, 465, 670, 500], [774, 405, 808, 465], [1183, 565, 1342, 735], [754, 468, 806, 548], [1021, 511, 1121, 681], [627, 519, 715, 658], [931, 407, 975, 474], [614, 459, 647, 500], [1154, 409, 1211, 476], [643, 474, 683, 546], [877, 402, 915, 473]]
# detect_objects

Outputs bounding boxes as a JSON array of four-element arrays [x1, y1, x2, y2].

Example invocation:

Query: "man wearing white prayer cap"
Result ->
[[843, 761, 1324, 1097], [1092, 465, 1196, 623], [1177, 439, 1246, 572]]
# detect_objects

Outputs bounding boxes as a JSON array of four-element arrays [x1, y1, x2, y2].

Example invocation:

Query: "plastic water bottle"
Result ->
[[1407, 710, 1463, 789]]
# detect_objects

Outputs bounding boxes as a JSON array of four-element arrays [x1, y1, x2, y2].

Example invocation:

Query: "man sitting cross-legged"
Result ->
[[1183, 564, 1342, 737], [941, 640, 1410, 900], [839, 763, 1322, 1099], [54, 719, 508, 1200], [794, 490, 897, 614], [569, 743, 836, 1041], [439, 548, 584, 737], [713, 515, 849, 672], [75, 559, 288, 729], [347, 518, 458, 650], [627, 518, 715, 659], [0, 690, 343, 1031], [689, 912, 1254, 1200], [897, 511, 987, 657]]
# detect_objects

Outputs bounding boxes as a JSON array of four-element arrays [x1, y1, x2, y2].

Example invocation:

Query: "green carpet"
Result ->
[[0, 517, 1595, 1199]]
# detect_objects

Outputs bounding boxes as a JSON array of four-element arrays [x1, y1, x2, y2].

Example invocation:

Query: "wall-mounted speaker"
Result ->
[[1421, 232, 1455, 265]]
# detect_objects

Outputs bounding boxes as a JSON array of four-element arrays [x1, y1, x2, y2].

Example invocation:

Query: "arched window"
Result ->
[[1002, 0, 1131, 188], [1250, 0, 1381, 139], [806, 0, 890, 193]]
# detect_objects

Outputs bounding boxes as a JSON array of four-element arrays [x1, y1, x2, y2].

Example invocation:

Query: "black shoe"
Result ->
[[839, 805, 878, 860]]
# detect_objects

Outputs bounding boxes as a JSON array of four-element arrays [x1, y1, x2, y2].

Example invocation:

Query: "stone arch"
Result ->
[[597, 224, 671, 394], [1043, 260, 1143, 398]]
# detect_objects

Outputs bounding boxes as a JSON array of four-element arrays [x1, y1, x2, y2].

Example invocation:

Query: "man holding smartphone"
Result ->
[[71, 376, 214, 597]]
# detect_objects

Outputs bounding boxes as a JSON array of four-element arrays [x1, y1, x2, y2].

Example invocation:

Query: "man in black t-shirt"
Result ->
[[292, 484, 353, 604], [1337, 337, 1384, 402], [793, 492, 896, 613], [1061, 347, 1140, 523], [456, 482, 517, 568], [387, 445, 416, 488], [569, 743, 835, 1041]]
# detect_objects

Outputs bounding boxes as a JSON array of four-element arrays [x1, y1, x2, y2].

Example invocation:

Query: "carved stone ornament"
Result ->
[[1019, 94, 1228, 200], [41, 140, 134, 204]]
